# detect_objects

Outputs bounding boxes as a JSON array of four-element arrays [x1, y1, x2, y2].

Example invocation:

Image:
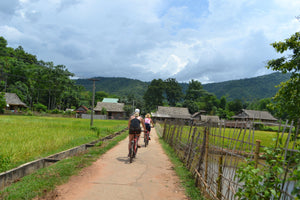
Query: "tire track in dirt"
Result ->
[[44, 128, 188, 200]]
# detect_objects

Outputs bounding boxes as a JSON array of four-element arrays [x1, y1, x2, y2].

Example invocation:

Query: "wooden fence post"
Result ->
[[163, 119, 167, 139], [254, 140, 261, 168], [186, 128, 197, 167], [205, 126, 209, 182], [217, 156, 223, 199]]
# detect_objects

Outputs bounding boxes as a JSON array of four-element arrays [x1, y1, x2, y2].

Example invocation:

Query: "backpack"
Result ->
[[130, 117, 141, 133]]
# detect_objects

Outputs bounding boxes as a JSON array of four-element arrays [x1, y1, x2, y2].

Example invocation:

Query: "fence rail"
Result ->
[[159, 119, 299, 200]]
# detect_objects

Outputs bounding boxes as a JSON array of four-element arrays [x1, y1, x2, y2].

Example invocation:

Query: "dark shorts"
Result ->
[[145, 123, 151, 132], [129, 129, 141, 134]]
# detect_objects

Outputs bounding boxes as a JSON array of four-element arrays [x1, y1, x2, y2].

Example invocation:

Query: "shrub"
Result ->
[[33, 103, 47, 112]]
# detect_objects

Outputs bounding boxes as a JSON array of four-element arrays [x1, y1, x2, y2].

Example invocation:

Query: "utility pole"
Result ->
[[89, 78, 99, 127]]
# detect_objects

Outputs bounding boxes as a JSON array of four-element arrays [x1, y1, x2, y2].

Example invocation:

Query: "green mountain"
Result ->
[[202, 72, 291, 101], [75, 77, 149, 99], [75, 72, 290, 102]]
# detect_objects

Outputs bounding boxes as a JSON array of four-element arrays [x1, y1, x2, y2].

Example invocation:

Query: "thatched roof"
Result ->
[[94, 102, 124, 112], [152, 106, 191, 119], [232, 109, 277, 121], [200, 115, 220, 122], [4, 93, 27, 107]]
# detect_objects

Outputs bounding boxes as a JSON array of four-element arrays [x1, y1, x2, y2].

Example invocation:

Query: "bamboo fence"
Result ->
[[159, 119, 299, 200]]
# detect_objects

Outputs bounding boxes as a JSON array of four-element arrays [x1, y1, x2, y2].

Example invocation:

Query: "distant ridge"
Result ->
[[75, 72, 290, 102], [202, 72, 291, 101]]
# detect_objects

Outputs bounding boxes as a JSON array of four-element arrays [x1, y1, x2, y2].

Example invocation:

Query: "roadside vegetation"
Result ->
[[0, 130, 129, 200], [156, 127, 206, 200], [0, 115, 127, 173]]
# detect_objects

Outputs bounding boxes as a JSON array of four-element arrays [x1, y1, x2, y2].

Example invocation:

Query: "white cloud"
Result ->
[[1, 0, 299, 83]]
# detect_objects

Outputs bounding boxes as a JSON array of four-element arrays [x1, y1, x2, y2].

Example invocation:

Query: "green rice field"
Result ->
[[163, 123, 298, 151], [0, 115, 127, 173]]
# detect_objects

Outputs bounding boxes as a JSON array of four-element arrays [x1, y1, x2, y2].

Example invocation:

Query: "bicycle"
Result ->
[[144, 130, 150, 147], [129, 133, 139, 163]]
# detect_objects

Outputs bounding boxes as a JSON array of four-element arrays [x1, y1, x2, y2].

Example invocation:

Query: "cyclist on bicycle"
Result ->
[[144, 113, 154, 140], [128, 108, 146, 156]]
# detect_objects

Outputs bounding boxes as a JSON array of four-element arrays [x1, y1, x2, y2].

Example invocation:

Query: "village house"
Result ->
[[232, 109, 277, 123], [75, 105, 89, 114], [4, 93, 27, 112], [93, 102, 125, 119], [151, 106, 191, 122]]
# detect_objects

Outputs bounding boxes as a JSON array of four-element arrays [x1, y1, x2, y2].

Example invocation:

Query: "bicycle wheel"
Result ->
[[130, 141, 134, 163], [144, 134, 147, 147]]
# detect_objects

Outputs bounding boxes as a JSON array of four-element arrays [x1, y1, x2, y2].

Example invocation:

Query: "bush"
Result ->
[[33, 103, 47, 112], [51, 109, 62, 114]]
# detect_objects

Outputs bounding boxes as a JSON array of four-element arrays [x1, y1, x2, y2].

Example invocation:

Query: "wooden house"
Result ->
[[4, 93, 27, 111], [75, 105, 89, 114], [94, 102, 125, 119], [151, 106, 191, 122], [232, 109, 277, 123]]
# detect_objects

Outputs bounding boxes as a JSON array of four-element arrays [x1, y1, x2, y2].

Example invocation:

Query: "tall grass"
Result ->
[[0, 115, 127, 172]]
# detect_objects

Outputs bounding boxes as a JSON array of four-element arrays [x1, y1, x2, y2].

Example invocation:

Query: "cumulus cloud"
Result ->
[[0, 0, 299, 83]]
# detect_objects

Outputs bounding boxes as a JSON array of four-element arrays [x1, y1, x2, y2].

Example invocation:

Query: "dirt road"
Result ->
[[52, 128, 188, 200]]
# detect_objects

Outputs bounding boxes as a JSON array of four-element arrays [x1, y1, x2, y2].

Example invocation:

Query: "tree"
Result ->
[[267, 32, 300, 121], [164, 78, 183, 106], [95, 91, 109, 102], [228, 99, 243, 114], [185, 79, 205, 101], [0, 92, 5, 113], [219, 96, 227, 110], [143, 79, 165, 112]]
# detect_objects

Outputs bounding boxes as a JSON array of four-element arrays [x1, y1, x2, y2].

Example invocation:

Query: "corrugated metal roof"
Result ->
[[102, 98, 119, 103], [94, 102, 124, 112]]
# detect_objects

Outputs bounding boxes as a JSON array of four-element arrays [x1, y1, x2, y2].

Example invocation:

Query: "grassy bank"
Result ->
[[0, 130, 129, 200], [0, 115, 127, 172], [156, 126, 206, 200]]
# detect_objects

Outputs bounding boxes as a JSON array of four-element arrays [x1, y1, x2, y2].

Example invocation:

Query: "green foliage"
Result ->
[[227, 99, 244, 114], [236, 160, 264, 200], [235, 129, 300, 200], [0, 36, 84, 111], [236, 146, 285, 200], [50, 109, 62, 114], [33, 103, 47, 112], [267, 32, 300, 121], [202, 72, 291, 101], [0, 92, 5, 114], [75, 77, 148, 100], [100, 107, 107, 115], [143, 79, 165, 112], [164, 78, 183, 106]]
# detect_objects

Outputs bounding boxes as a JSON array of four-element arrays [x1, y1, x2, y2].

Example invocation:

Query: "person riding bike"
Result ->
[[128, 108, 146, 156], [144, 113, 154, 140]]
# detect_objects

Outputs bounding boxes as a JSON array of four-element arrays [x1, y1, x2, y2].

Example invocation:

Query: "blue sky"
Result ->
[[0, 0, 299, 83]]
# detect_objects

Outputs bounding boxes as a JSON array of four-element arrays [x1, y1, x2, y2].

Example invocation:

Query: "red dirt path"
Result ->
[[40, 128, 188, 200]]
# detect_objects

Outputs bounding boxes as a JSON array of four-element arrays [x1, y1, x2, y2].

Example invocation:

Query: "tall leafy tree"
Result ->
[[267, 32, 300, 121], [0, 92, 5, 113], [185, 79, 205, 101], [228, 99, 243, 114], [164, 78, 183, 106], [143, 79, 165, 112]]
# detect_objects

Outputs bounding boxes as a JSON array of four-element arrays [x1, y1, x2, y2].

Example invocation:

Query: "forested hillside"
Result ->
[[76, 72, 290, 102], [202, 72, 291, 101], [75, 77, 149, 99]]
